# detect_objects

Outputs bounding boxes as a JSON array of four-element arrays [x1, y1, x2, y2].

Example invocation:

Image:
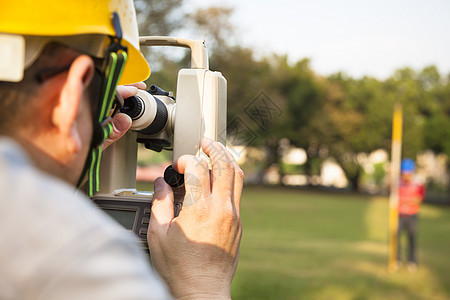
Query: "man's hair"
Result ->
[[0, 43, 100, 133]]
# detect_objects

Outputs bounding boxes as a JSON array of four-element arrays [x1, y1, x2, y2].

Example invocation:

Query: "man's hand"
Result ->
[[102, 82, 147, 150], [148, 138, 244, 300]]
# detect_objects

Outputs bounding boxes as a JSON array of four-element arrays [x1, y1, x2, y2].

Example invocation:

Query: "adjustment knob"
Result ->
[[164, 166, 184, 187]]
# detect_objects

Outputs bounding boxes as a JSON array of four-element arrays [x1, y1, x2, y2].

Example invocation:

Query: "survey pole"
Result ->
[[388, 103, 403, 272]]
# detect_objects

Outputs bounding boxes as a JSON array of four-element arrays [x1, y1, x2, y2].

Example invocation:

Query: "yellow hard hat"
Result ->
[[0, 0, 150, 85]]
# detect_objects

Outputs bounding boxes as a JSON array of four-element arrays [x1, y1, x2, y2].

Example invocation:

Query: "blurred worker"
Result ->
[[0, 0, 243, 299], [397, 158, 425, 272]]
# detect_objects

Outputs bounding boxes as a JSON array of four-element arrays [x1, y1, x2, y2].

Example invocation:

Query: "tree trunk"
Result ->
[[446, 162, 450, 203], [305, 144, 319, 186], [348, 167, 361, 191], [260, 137, 280, 185], [335, 156, 361, 191]]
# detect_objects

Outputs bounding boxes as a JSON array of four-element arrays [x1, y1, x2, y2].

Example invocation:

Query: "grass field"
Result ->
[[231, 186, 450, 300]]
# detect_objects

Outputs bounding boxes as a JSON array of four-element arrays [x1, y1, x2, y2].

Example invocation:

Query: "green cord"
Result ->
[[87, 51, 127, 197]]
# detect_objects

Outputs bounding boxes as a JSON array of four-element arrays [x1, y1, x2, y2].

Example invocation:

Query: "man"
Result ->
[[0, 1, 243, 299], [397, 158, 425, 272]]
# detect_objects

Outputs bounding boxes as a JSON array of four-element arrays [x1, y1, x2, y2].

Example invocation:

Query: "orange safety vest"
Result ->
[[398, 180, 425, 215]]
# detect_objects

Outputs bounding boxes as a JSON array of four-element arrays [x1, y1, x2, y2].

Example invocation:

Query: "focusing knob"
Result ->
[[164, 166, 184, 187]]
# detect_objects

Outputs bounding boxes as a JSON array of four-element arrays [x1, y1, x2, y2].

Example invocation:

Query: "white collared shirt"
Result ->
[[0, 138, 172, 299]]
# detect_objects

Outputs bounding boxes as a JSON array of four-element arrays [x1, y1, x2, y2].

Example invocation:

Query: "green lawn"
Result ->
[[231, 186, 450, 300]]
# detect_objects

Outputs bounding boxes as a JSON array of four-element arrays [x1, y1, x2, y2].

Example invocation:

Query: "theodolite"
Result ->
[[92, 37, 227, 250]]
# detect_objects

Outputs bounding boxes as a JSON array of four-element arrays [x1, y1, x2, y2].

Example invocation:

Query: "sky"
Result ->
[[186, 0, 450, 79]]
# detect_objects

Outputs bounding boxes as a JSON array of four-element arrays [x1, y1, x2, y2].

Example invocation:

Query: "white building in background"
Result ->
[[280, 146, 350, 188], [417, 151, 448, 185], [282, 148, 307, 165], [320, 160, 349, 188], [280, 147, 309, 185], [227, 142, 449, 190]]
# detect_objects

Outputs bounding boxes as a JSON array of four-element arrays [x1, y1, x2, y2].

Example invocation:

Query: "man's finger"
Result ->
[[116, 82, 147, 100], [101, 113, 132, 150], [116, 85, 138, 99], [127, 81, 147, 90], [201, 138, 235, 195], [201, 138, 244, 216], [232, 165, 244, 217], [172, 155, 211, 206], [150, 177, 175, 230]]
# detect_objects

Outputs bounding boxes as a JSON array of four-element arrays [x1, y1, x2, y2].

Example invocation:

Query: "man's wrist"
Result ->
[[169, 276, 231, 300]]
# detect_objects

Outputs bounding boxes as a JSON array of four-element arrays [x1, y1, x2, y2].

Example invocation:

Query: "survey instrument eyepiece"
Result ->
[[122, 96, 144, 120], [121, 85, 174, 136]]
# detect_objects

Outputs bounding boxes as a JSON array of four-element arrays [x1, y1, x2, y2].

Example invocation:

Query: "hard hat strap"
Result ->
[[77, 13, 129, 196], [87, 50, 127, 197]]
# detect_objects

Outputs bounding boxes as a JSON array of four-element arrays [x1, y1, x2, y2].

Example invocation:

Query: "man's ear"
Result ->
[[52, 55, 94, 154]]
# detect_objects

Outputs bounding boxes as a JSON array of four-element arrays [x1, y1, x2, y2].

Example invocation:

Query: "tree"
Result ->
[[386, 68, 426, 158], [282, 58, 327, 182], [187, 6, 235, 54], [422, 69, 450, 196], [135, 0, 185, 36], [218, 52, 289, 184], [133, 0, 187, 90], [310, 74, 367, 190]]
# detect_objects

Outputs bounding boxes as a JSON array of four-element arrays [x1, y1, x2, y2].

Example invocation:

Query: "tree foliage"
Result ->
[[135, 0, 185, 36]]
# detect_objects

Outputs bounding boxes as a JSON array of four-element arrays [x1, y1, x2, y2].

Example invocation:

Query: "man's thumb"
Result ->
[[150, 177, 175, 229]]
